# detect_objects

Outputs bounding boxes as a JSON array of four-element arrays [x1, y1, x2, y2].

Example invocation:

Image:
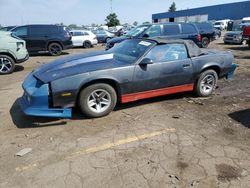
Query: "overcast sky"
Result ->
[[0, 0, 246, 26]]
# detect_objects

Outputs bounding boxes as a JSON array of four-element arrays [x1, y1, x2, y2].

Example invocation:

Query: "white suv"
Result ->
[[70, 30, 98, 48]]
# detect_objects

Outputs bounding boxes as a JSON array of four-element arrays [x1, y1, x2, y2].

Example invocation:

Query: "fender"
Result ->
[[0, 49, 17, 61]]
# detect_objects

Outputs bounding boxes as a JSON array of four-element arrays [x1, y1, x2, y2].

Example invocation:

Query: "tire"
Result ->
[[194, 70, 218, 97], [79, 83, 117, 118], [0, 55, 15, 75], [48, 43, 62, 56], [248, 43, 250, 49], [201, 37, 210, 48], [105, 37, 111, 43], [83, 41, 92, 48]]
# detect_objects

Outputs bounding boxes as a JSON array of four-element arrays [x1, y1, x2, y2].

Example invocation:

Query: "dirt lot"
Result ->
[[0, 39, 249, 188]]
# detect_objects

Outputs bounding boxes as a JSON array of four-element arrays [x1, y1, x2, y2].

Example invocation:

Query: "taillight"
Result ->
[[197, 34, 202, 41]]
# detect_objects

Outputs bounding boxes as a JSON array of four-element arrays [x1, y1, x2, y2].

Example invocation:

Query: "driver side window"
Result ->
[[145, 43, 188, 62]]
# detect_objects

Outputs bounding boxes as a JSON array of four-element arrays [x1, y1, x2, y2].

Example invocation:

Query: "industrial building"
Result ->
[[152, 1, 250, 23]]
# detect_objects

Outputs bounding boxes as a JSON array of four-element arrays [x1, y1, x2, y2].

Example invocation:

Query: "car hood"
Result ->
[[33, 51, 128, 83], [225, 31, 242, 35]]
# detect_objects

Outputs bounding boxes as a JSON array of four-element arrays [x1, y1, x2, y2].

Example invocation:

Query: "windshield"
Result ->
[[108, 39, 155, 64], [232, 24, 244, 31], [124, 25, 150, 37]]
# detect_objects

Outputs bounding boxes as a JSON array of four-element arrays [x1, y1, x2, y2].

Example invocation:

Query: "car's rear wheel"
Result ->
[[201, 37, 210, 48], [194, 70, 218, 97], [0, 55, 15, 75], [83, 41, 92, 48], [48, 43, 62, 56], [79, 83, 117, 118]]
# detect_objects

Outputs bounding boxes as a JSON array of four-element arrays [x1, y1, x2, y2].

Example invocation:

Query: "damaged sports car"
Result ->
[[19, 38, 237, 118]]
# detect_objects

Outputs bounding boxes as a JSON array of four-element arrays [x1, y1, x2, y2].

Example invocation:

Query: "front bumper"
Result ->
[[224, 37, 242, 44], [16, 53, 29, 64], [226, 63, 237, 80], [19, 73, 72, 118]]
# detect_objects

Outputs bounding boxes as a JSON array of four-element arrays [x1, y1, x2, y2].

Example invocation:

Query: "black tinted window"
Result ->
[[181, 24, 196, 34], [72, 32, 83, 36], [12, 26, 28, 36], [29, 26, 49, 36], [48, 26, 60, 34], [163, 24, 180, 35]]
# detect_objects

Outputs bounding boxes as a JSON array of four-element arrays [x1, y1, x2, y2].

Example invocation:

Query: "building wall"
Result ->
[[152, 1, 250, 22]]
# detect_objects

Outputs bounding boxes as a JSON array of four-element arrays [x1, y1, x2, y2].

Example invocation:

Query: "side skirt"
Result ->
[[121, 84, 194, 103]]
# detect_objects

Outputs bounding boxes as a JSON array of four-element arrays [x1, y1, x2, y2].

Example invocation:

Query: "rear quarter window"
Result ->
[[181, 24, 197, 34], [163, 24, 180, 35]]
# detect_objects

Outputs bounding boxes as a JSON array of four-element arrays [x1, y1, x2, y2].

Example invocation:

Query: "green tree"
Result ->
[[68, 24, 77, 29], [169, 2, 176, 12], [133, 21, 138, 26], [105, 13, 120, 27]]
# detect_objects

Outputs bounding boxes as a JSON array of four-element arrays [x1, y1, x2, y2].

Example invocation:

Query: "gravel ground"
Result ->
[[0, 39, 249, 188]]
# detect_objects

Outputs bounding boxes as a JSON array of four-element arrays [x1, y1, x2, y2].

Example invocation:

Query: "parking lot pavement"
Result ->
[[0, 40, 250, 188]]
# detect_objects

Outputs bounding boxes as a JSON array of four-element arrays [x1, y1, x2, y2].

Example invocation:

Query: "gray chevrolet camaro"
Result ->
[[19, 38, 237, 118]]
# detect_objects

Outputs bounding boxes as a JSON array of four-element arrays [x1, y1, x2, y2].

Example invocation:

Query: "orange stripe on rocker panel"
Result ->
[[121, 84, 194, 103]]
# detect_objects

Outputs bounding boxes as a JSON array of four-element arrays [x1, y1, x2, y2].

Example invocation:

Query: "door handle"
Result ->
[[183, 64, 191, 68]]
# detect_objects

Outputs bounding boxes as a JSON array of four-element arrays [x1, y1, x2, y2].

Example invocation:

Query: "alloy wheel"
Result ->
[[0, 57, 13, 74], [87, 89, 111, 113], [200, 74, 215, 95]]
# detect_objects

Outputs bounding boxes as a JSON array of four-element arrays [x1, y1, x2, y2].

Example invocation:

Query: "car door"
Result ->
[[28, 25, 48, 52], [132, 43, 194, 93], [71, 31, 84, 46]]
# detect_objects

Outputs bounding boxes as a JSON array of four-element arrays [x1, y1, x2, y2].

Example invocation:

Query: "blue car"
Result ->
[[19, 38, 237, 118]]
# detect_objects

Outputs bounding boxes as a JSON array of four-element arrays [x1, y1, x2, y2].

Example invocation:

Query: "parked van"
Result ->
[[242, 17, 250, 24], [214, 19, 230, 30]]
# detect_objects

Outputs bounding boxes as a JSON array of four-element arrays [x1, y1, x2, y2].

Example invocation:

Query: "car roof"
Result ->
[[147, 37, 203, 57], [70, 30, 90, 32]]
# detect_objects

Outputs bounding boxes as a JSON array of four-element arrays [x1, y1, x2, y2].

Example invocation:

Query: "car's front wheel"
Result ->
[[79, 83, 117, 118], [48, 43, 62, 56], [194, 70, 218, 97], [0, 55, 15, 75]]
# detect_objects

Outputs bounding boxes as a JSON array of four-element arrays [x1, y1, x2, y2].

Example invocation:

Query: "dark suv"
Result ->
[[106, 23, 202, 50], [10, 25, 73, 56]]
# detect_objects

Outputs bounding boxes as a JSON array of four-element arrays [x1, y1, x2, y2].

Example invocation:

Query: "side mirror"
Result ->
[[140, 58, 153, 65]]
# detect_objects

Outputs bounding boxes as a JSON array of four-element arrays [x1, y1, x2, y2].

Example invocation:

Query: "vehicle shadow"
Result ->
[[225, 46, 249, 51], [228, 109, 250, 129], [13, 65, 24, 72], [10, 92, 194, 128], [10, 99, 67, 129], [29, 52, 70, 57]]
